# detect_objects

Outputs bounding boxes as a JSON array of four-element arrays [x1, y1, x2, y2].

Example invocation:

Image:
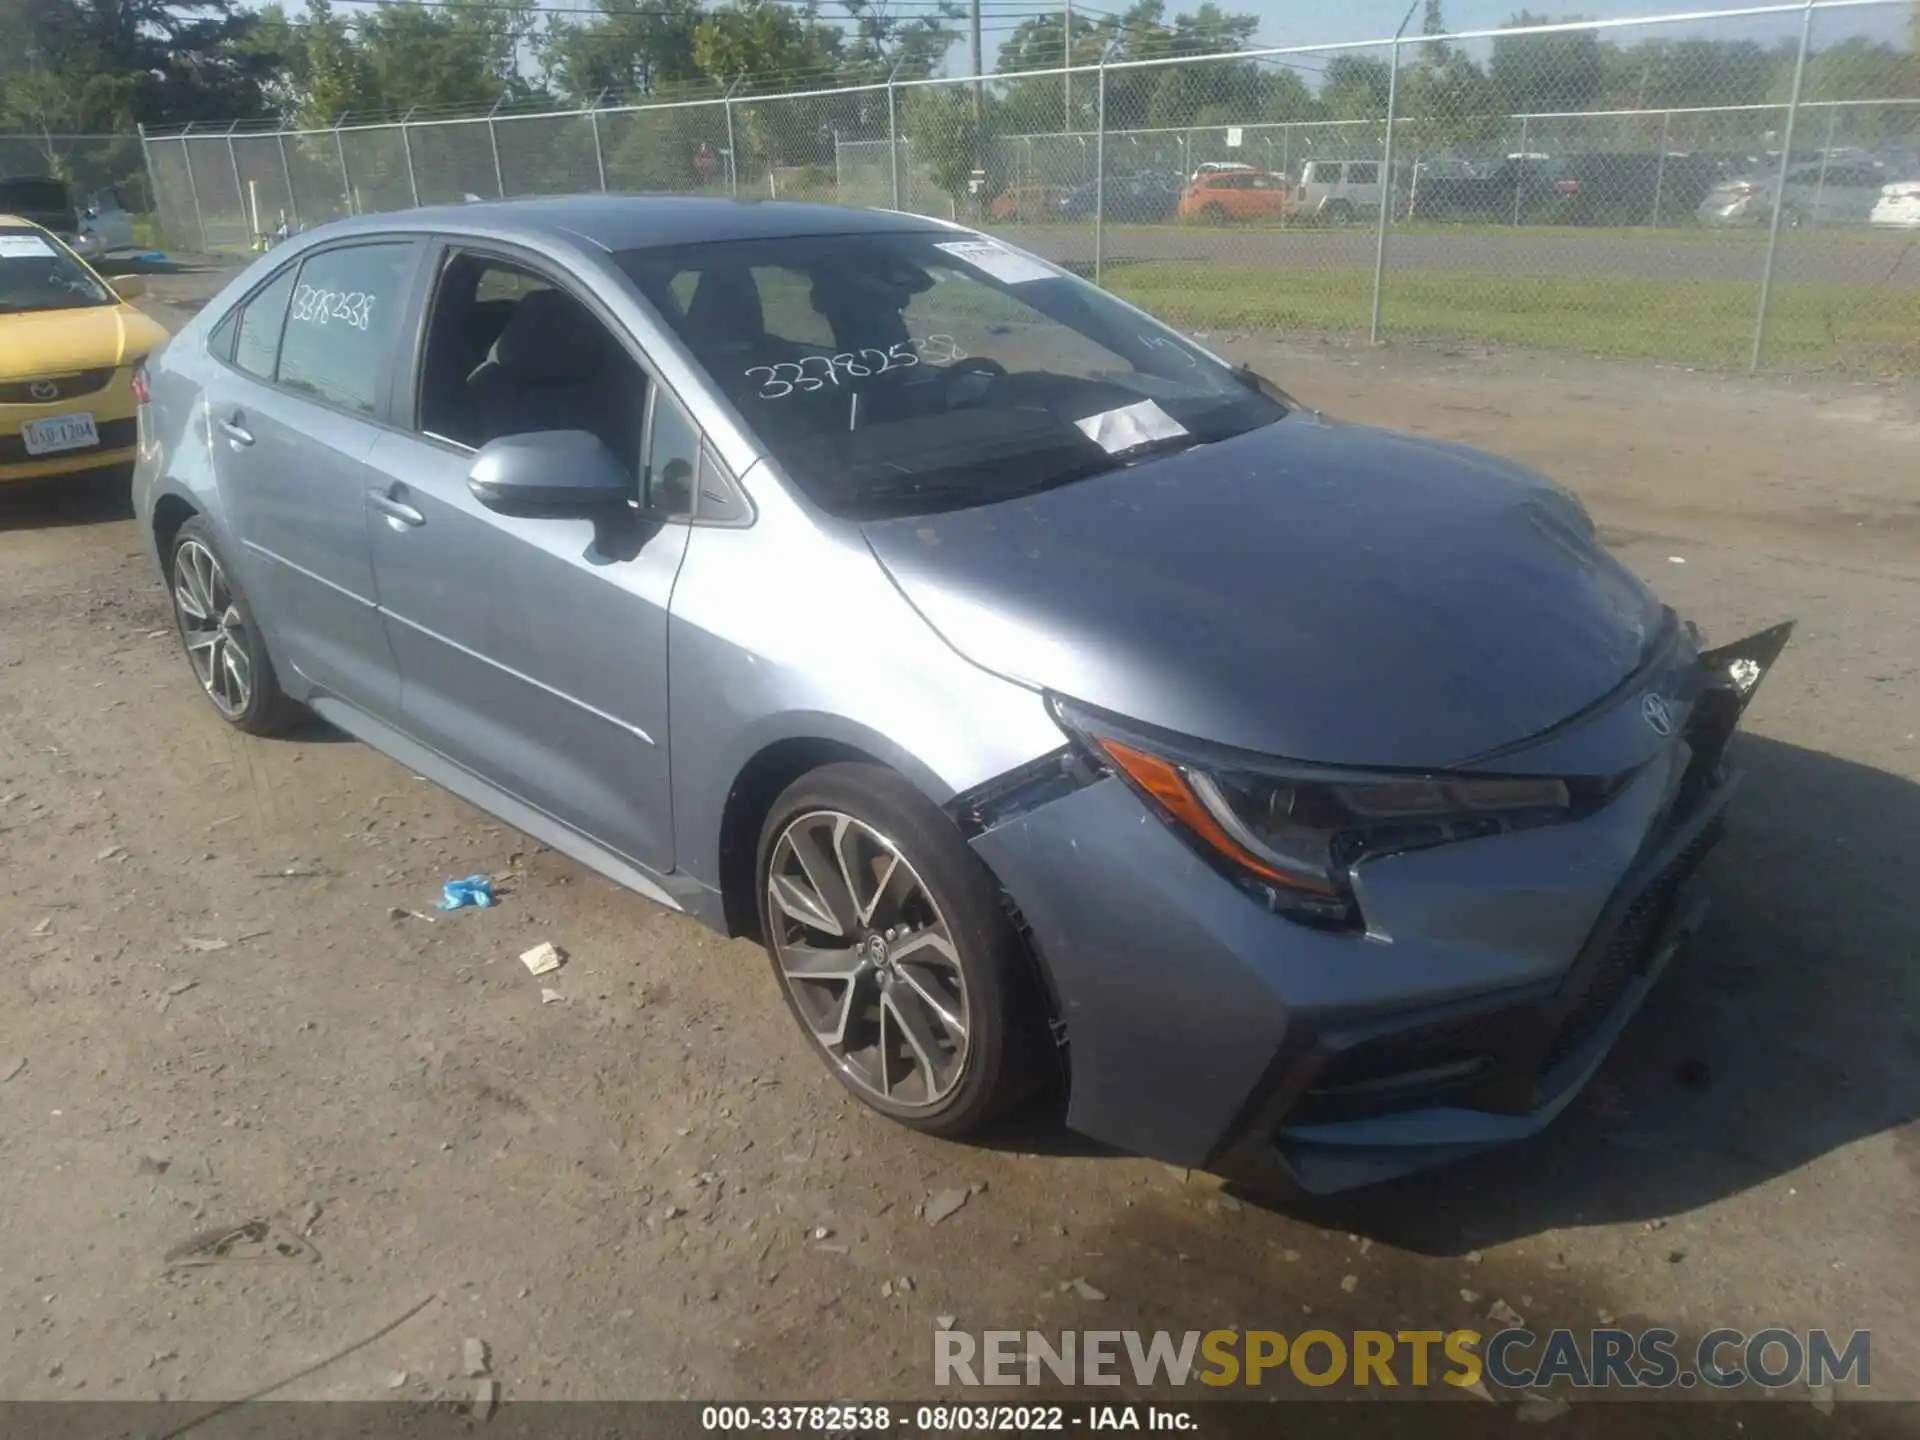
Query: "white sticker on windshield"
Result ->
[[1075, 399, 1188, 455], [934, 239, 1059, 285], [0, 234, 58, 258]]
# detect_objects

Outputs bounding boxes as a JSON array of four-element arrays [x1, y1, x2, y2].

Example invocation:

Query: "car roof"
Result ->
[[0, 214, 52, 231], [312, 194, 957, 252]]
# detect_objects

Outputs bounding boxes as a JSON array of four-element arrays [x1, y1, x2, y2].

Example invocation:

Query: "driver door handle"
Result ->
[[218, 413, 254, 447], [368, 486, 425, 528]]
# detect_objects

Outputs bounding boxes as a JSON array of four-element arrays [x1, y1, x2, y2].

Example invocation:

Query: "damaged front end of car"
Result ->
[[950, 619, 1794, 1195]]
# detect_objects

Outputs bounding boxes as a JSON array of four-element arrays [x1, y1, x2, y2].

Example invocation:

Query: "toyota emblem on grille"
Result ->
[[29, 380, 59, 402], [1641, 693, 1674, 737]]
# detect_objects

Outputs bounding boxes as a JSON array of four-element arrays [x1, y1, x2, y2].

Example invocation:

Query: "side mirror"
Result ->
[[111, 275, 146, 300], [467, 430, 633, 516]]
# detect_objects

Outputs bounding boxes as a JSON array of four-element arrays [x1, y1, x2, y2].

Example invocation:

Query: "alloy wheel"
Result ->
[[172, 539, 253, 718], [766, 810, 970, 1109]]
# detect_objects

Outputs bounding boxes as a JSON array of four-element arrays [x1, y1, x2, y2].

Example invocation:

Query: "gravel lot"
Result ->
[[1, 260, 1916, 1425]]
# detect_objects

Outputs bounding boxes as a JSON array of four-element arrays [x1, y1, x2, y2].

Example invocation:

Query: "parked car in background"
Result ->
[[0, 214, 163, 484], [1188, 161, 1254, 183], [1543, 152, 1731, 227], [1059, 171, 1182, 222], [79, 187, 138, 257], [1408, 154, 1575, 222], [1282, 159, 1382, 225], [1179, 169, 1287, 222], [1870, 176, 1920, 229], [1696, 161, 1888, 228], [990, 184, 1066, 223], [0, 177, 86, 257]]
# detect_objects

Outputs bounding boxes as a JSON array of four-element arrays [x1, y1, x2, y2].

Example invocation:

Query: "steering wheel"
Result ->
[[941, 355, 1007, 407]]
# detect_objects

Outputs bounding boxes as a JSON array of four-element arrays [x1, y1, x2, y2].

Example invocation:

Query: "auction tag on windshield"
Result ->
[[0, 234, 58, 258], [1076, 399, 1188, 455], [934, 239, 1059, 285]]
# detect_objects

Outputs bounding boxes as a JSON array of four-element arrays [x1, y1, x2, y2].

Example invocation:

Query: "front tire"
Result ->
[[756, 762, 1045, 1137], [168, 518, 303, 735]]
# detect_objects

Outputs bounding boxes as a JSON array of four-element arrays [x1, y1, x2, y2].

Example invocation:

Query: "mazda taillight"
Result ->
[[131, 365, 150, 405]]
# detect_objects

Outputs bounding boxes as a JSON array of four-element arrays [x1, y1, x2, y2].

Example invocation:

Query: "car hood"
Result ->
[[861, 414, 1665, 768], [0, 303, 167, 380]]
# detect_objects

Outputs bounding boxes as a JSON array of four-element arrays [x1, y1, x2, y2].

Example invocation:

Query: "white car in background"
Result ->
[[77, 188, 137, 258], [1870, 177, 1920, 229]]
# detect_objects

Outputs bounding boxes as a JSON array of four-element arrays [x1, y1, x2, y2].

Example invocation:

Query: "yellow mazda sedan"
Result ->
[[1, 215, 166, 483]]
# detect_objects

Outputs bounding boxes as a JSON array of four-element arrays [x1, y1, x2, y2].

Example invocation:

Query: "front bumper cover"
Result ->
[[965, 622, 1792, 1194]]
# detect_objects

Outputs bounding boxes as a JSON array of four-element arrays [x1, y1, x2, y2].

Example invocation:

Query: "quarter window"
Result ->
[[232, 265, 297, 380], [646, 390, 701, 514], [1347, 163, 1379, 185], [275, 242, 415, 417]]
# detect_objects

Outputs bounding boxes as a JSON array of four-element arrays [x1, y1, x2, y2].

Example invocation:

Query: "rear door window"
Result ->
[[275, 241, 417, 418]]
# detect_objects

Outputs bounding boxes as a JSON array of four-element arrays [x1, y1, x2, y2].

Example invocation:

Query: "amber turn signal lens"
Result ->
[[1096, 738, 1335, 896]]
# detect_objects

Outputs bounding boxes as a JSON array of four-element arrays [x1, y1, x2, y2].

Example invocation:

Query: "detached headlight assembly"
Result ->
[[1051, 699, 1589, 928]]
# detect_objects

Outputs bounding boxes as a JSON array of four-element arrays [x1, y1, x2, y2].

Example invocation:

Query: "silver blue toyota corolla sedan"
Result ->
[[131, 196, 1791, 1194]]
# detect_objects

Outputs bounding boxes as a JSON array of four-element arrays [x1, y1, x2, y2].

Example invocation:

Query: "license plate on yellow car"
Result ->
[[21, 413, 99, 456]]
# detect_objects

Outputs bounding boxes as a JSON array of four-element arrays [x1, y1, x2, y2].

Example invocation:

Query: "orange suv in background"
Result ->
[[1179, 170, 1288, 221]]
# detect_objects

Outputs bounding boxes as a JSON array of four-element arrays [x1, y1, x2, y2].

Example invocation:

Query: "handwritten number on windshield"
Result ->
[[745, 336, 966, 401]]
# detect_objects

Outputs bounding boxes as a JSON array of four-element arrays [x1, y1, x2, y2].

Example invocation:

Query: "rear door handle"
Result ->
[[218, 413, 254, 447], [368, 486, 425, 528]]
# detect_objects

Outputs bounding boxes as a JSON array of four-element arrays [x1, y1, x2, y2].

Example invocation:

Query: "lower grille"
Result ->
[[0, 368, 115, 405], [0, 416, 136, 465], [1539, 814, 1724, 1075]]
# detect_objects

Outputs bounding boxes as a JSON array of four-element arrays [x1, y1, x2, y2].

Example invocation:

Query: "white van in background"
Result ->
[[1283, 159, 1382, 224]]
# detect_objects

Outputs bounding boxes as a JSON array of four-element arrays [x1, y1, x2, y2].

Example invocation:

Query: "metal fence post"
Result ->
[[1370, 10, 1413, 348], [1649, 109, 1671, 227], [277, 126, 300, 230], [488, 94, 507, 197], [400, 108, 421, 207], [588, 92, 608, 192], [334, 118, 354, 215], [724, 76, 741, 198], [135, 123, 163, 245], [887, 64, 902, 210], [1750, 0, 1815, 373], [1093, 48, 1108, 285], [1811, 104, 1838, 225], [1511, 115, 1529, 226], [180, 124, 210, 252], [225, 120, 249, 248]]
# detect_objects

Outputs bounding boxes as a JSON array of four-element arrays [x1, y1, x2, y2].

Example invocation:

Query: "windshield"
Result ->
[[615, 230, 1287, 518], [0, 227, 113, 314]]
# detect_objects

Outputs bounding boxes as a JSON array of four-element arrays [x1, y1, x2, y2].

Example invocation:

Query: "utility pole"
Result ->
[[971, 0, 984, 127]]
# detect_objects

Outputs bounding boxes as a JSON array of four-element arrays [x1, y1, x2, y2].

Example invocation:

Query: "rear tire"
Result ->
[[1200, 202, 1228, 224], [756, 762, 1047, 1138], [1324, 199, 1356, 226], [168, 518, 304, 736]]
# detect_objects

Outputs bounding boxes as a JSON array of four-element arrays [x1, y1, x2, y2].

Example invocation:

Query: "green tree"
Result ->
[[1321, 53, 1392, 121], [1490, 10, 1603, 115], [352, 0, 538, 115], [0, 0, 280, 132], [538, 0, 705, 104], [903, 82, 983, 215]]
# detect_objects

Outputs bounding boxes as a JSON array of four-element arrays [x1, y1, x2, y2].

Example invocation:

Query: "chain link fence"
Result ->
[[139, 0, 1919, 373]]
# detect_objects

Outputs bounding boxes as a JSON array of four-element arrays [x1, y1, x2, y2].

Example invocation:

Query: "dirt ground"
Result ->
[[1, 260, 1916, 1424]]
